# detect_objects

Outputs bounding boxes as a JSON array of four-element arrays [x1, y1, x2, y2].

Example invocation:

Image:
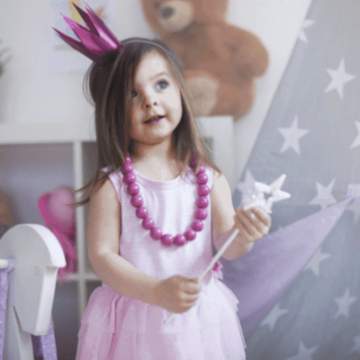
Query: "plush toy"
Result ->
[[38, 186, 77, 278], [0, 188, 12, 238], [140, 0, 269, 120]]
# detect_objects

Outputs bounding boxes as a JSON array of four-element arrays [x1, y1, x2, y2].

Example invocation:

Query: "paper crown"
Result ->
[[53, 2, 121, 64]]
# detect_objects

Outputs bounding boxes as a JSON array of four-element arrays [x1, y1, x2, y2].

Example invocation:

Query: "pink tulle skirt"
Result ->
[[76, 275, 246, 360]]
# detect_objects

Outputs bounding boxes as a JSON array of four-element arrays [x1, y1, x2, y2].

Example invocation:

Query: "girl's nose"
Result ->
[[145, 100, 158, 108], [143, 93, 158, 108]]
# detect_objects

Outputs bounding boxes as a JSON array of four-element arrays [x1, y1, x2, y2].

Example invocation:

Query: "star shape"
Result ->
[[334, 288, 357, 319], [309, 179, 337, 210], [349, 334, 360, 354], [285, 341, 317, 360], [298, 19, 315, 43], [260, 303, 289, 332], [303, 246, 331, 277], [243, 174, 291, 213], [237, 169, 257, 205], [350, 121, 360, 149], [278, 117, 309, 155], [325, 58, 356, 99], [347, 199, 360, 224]]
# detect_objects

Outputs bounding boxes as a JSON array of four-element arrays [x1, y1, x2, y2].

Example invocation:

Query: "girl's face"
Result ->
[[129, 50, 183, 148]]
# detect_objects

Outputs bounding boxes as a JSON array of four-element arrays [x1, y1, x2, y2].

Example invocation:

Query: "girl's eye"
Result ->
[[156, 80, 169, 90], [131, 90, 137, 98]]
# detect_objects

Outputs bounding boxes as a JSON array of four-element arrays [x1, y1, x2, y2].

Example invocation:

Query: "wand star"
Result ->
[[243, 174, 291, 213]]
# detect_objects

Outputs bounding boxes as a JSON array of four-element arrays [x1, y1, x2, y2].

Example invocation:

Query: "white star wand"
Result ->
[[242, 174, 291, 213], [164, 174, 290, 325]]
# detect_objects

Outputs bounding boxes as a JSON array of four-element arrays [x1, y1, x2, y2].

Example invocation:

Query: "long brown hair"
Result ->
[[74, 37, 217, 206]]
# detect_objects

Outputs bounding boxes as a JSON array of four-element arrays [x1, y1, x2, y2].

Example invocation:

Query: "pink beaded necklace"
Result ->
[[121, 154, 210, 247]]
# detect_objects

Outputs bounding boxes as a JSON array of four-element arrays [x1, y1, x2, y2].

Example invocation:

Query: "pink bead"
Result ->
[[124, 172, 136, 184], [197, 164, 206, 173], [125, 154, 132, 164], [196, 172, 208, 185], [150, 227, 162, 240], [131, 194, 143, 207], [197, 196, 209, 208], [191, 219, 203, 232], [195, 208, 207, 220], [136, 206, 148, 219], [127, 182, 139, 196], [142, 216, 154, 230], [197, 185, 210, 196], [174, 234, 187, 246], [184, 229, 196, 241], [161, 234, 174, 246], [122, 163, 133, 174]]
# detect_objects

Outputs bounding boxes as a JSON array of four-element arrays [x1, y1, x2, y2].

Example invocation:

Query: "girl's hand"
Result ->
[[234, 206, 271, 248], [153, 275, 201, 313]]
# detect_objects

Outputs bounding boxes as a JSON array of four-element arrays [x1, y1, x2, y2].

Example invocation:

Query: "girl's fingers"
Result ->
[[183, 293, 199, 305], [235, 207, 270, 239], [251, 207, 272, 227], [246, 208, 271, 236], [182, 278, 201, 295], [235, 208, 259, 237]]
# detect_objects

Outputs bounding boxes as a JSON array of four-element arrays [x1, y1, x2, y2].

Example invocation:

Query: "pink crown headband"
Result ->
[[53, 3, 170, 65], [53, 2, 121, 64]]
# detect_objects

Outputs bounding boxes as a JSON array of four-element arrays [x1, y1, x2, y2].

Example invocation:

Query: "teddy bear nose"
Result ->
[[160, 6, 174, 19]]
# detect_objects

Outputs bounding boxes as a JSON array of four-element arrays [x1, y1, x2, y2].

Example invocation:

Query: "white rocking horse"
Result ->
[[0, 224, 65, 359]]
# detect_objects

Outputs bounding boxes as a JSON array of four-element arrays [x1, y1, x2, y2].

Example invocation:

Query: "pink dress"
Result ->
[[76, 166, 246, 360]]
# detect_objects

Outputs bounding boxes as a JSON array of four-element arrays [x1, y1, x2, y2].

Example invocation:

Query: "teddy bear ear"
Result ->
[[140, 0, 196, 36]]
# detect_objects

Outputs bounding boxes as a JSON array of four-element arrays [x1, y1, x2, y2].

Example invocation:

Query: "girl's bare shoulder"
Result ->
[[90, 178, 118, 207]]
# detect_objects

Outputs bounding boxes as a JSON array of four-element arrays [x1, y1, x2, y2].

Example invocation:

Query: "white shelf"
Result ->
[[67, 272, 99, 281], [0, 121, 96, 144], [0, 125, 98, 324]]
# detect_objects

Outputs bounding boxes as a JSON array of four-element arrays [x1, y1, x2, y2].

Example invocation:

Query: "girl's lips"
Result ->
[[145, 116, 164, 124]]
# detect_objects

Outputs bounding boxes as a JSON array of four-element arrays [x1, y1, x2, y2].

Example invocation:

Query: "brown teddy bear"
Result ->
[[140, 0, 269, 120], [0, 188, 12, 238]]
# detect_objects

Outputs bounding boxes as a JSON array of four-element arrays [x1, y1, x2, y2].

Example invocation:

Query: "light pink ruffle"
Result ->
[[76, 274, 246, 360]]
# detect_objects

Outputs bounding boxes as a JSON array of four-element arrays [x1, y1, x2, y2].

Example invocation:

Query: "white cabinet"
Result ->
[[0, 121, 99, 359]]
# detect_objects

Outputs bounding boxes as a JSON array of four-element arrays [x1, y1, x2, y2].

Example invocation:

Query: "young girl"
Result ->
[[55, 5, 271, 359]]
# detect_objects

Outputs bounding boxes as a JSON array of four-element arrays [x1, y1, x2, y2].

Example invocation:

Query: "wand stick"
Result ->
[[164, 228, 240, 325]]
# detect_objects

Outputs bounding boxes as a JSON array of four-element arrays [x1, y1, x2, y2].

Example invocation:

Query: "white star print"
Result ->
[[309, 179, 337, 210], [237, 169, 257, 205], [350, 121, 360, 149], [298, 19, 315, 43], [260, 303, 289, 332], [285, 341, 317, 360], [347, 199, 360, 224], [304, 246, 331, 277], [325, 58, 356, 99], [334, 288, 357, 319], [349, 335, 360, 354], [278, 117, 309, 155]]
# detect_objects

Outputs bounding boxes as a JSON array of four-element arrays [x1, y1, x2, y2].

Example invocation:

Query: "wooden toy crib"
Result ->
[[0, 224, 65, 359]]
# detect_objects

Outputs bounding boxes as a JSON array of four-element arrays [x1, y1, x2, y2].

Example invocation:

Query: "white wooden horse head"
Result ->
[[0, 224, 65, 359]]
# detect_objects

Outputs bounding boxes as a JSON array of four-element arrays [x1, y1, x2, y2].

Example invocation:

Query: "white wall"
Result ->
[[0, 0, 312, 182], [228, 0, 313, 181]]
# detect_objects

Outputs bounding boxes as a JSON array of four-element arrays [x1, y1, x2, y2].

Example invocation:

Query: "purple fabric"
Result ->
[[222, 183, 360, 337], [31, 318, 57, 359], [0, 258, 57, 359]]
